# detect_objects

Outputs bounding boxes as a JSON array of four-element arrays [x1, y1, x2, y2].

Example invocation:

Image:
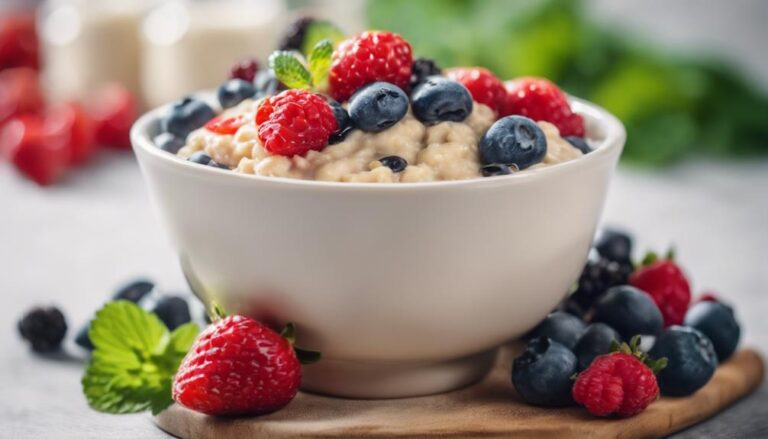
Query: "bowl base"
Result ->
[[300, 349, 498, 399]]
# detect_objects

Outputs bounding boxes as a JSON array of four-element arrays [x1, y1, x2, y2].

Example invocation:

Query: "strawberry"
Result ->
[[3, 115, 69, 186], [0, 67, 44, 125], [88, 84, 138, 149], [173, 316, 308, 416], [445, 67, 507, 114], [45, 102, 95, 165], [329, 31, 413, 102], [205, 114, 247, 135], [0, 13, 39, 70], [572, 336, 666, 417], [630, 255, 691, 327], [502, 77, 585, 137]]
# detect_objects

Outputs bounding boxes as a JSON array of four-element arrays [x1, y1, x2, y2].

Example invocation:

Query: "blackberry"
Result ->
[[410, 57, 442, 90], [18, 306, 68, 353], [570, 257, 633, 310], [278, 17, 316, 51]]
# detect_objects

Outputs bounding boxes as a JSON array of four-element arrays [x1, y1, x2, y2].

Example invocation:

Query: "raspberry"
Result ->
[[446, 67, 506, 114], [573, 352, 659, 417], [630, 260, 691, 327], [173, 315, 301, 416], [502, 77, 585, 137], [256, 89, 337, 157], [697, 292, 720, 303], [329, 31, 413, 102], [229, 58, 259, 82]]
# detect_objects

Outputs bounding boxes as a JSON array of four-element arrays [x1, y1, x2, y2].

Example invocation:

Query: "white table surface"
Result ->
[[1, 152, 766, 438]]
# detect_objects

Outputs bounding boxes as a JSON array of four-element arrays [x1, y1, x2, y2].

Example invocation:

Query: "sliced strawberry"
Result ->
[[205, 114, 247, 135], [45, 102, 95, 165], [88, 84, 138, 149], [3, 115, 69, 186], [0, 67, 44, 124]]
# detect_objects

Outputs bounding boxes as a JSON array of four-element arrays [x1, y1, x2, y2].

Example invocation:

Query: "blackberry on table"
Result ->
[[18, 306, 68, 353], [570, 257, 633, 310], [410, 58, 442, 90]]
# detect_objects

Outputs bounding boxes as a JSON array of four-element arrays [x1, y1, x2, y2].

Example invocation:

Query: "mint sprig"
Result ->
[[270, 39, 335, 93], [81, 301, 199, 415]]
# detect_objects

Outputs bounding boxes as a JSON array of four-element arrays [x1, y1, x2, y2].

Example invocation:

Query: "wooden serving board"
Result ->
[[155, 347, 764, 439]]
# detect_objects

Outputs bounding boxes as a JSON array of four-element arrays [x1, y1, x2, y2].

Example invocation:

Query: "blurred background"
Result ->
[[1, 1, 767, 436]]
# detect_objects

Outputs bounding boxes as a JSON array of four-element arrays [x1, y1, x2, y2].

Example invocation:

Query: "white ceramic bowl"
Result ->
[[132, 96, 625, 398]]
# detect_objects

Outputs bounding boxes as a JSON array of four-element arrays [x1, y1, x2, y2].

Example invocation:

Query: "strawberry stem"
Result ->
[[280, 322, 322, 365]]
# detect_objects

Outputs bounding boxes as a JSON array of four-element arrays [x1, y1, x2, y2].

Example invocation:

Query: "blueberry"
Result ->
[[565, 136, 591, 154], [411, 76, 473, 124], [480, 163, 511, 177], [592, 285, 664, 338], [152, 296, 191, 330], [573, 323, 621, 370], [162, 97, 216, 139], [217, 79, 256, 109], [154, 132, 185, 154], [594, 228, 633, 263], [326, 98, 352, 144], [528, 311, 586, 350], [512, 337, 578, 407], [479, 116, 547, 170], [379, 155, 407, 173], [187, 151, 228, 169], [684, 301, 740, 361], [348, 82, 408, 133], [113, 279, 155, 302], [254, 70, 283, 96], [410, 57, 442, 89], [17, 306, 68, 353], [650, 326, 717, 396]]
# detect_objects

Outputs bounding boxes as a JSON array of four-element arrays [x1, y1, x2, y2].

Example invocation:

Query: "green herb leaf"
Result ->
[[82, 301, 199, 415], [269, 51, 311, 90], [308, 39, 333, 91], [300, 21, 345, 56]]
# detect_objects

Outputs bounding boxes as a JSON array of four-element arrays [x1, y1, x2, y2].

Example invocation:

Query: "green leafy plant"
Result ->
[[81, 301, 199, 415]]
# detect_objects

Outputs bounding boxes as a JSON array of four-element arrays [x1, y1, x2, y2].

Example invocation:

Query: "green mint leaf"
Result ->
[[269, 51, 311, 90], [300, 21, 345, 56], [82, 301, 199, 415], [308, 39, 333, 91]]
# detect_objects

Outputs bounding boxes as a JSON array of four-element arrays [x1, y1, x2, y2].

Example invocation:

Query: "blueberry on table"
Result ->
[[187, 151, 228, 169], [113, 278, 155, 302], [573, 323, 621, 370], [379, 155, 407, 173], [17, 306, 68, 353], [594, 228, 633, 263], [479, 116, 547, 170], [154, 132, 185, 154], [564, 136, 591, 154], [528, 311, 586, 350], [410, 57, 442, 89], [348, 82, 409, 133], [480, 163, 511, 177], [650, 326, 717, 396], [512, 337, 578, 407], [217, 79, 257, 109], [151, 296, 192, 330], [592, 285, 664, 338], [684, 301, 740, 361], [162, 97, 216, 139], [411, 76, 473, 124]]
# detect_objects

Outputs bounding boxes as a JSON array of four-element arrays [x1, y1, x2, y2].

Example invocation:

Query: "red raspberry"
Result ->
[[2, 115, 69, 185], [502, 77, 585, 137], [45, 102, 95, 165], [697, 292, 720, 303], [229, 58, 259, 82], [256, 89, 337, 157], [205, 114, 247, 135], [0, 67, 44, 125], [173, 315, 301, 416], [88, 83, 138, 150], [329, 31, 413, 102], [573, 352, 659, 417], [445, 67, 506, 115], [630, 260, 691, 327]]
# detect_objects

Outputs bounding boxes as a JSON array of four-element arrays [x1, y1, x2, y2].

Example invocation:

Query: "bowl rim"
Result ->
[[131, 94, 626, 192]]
